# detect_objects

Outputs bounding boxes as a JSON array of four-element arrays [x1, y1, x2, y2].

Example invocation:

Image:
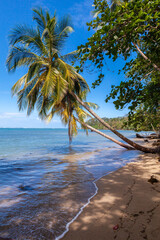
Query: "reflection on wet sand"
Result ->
[[0, 152, 96, 239]]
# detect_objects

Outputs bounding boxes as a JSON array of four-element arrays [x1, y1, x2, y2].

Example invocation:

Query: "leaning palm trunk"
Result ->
[[72, 92, 160, 153], [75, 117, 134, 150]]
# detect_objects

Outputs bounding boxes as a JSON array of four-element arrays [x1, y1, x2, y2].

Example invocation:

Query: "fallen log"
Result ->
[[136, 133, 160, 139]]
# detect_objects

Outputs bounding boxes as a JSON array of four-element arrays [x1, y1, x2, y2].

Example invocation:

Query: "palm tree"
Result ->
[[7, 8, 159, 153], [6, 8, 90, 141], [7, 8, 87, 111], [6, 8, 130, 148]]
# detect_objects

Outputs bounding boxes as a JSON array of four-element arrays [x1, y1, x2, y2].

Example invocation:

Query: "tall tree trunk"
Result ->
[[68, 115, 72, 144], [71, 92, 159, 153], [68, 95, 72, 144], [75, 117, 134, 150]]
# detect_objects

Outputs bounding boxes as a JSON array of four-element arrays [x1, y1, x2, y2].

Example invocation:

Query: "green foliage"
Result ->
[[86, 112, 160, 132], [77, 0, 160, 130], [86, 116, 132, 130], [126, 105, 160, 132]]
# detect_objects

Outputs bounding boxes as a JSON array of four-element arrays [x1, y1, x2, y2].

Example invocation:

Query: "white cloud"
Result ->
[[0, 112, 25, 119], [36, 117, 59, 123], [69, 0, 93, 28], [0, 111, 63, 128]]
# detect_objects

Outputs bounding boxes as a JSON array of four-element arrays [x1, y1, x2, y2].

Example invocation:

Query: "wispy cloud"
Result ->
[[32, 0, 49, 10], [36, 117, 59, 123], [0, 112, 62, 128], [69, 0, 94, 28], [0, 112, 25, 119]]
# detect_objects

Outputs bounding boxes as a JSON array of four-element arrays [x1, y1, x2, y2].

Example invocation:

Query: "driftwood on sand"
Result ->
[[136, 133, 160, 139]]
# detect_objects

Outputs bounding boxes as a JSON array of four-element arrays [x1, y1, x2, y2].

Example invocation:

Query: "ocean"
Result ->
[[0, 128, 140, 239]]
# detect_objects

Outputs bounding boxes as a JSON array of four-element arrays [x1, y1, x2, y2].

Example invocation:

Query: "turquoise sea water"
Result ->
[[0, 128, 140, 239]]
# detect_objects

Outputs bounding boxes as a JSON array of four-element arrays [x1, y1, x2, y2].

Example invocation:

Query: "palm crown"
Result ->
[[7, 8, 97, 142]]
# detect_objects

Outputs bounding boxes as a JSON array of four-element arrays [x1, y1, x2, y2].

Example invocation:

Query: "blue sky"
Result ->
[[0, 0, 129, 128]]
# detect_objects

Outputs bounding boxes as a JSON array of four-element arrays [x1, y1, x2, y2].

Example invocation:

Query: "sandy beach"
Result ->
[[62, 150, 160, 240]]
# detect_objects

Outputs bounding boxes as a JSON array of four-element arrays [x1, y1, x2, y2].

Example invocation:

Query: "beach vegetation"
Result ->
[[86, 116, 132, 130], [77, 0, 160, 134]]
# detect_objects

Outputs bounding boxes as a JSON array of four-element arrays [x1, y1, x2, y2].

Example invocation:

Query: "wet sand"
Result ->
[[62, 152, 160, 240]]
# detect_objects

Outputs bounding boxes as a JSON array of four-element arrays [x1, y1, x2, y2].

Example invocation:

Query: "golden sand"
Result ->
[[62, 153, 160, 240]]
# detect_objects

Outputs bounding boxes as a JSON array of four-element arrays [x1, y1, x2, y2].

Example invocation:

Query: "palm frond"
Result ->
[[7, 47, 37, 71], [55, 16, 73, 50], [61, 50, 79, 62], [9, 25, 49, 56], [84, 102, 99, 110], [26, 63, 41, 82], [33, 8, 47, 33], [11, 74, 27, 95], [16, 78, 36, 112], [41, 66, 57, 96]]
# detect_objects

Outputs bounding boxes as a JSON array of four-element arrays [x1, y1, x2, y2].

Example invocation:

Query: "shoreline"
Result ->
[[56, 169, 115, 240], [60, 151, 160, 240]]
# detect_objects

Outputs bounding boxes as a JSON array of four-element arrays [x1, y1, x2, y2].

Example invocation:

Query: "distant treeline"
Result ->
[[86, 117, 132, 130]]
